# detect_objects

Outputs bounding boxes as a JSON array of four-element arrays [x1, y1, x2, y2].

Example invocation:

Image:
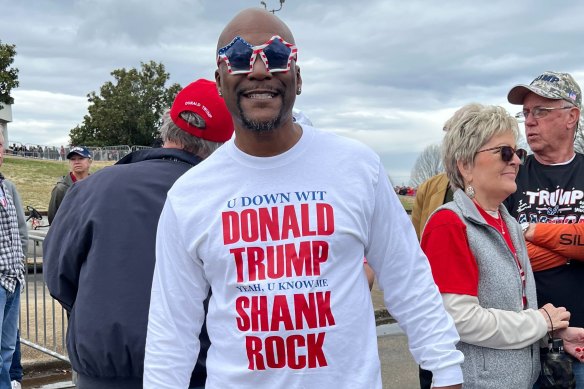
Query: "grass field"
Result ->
[[1, 155, 414, 213], [399, 194, 414, 213], [1, 156, 113, 211]]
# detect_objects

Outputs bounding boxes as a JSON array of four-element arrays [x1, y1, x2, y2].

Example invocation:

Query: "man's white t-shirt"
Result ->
[[144, 125, 463, 388]]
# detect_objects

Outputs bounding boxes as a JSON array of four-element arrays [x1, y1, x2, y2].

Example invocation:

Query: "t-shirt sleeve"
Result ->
[[531, 223, 584, 261], [421, 210, 478, 296], [526, 242, 568, 272], [144, 200, 209, 388], [365, 165, 463, 385]]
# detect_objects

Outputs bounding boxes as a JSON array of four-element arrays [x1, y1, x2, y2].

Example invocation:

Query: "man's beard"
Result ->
[[236, 97, 284, 133]]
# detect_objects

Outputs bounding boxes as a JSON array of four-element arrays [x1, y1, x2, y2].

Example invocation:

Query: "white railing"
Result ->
[[21, 233, 69, 362]]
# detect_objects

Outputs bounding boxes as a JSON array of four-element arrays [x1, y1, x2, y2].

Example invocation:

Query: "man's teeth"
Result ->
[[247, 93, 275, 99]]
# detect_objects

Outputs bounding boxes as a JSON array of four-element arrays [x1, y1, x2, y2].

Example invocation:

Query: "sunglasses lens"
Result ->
[[500, 146, 527, 164], [516, 149, 527, 164], [263, 39, 292, 71], [224, 39, 254, 72], [500, 146, 514, 162]]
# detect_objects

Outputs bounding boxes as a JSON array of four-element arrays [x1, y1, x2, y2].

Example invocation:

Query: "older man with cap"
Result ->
[[505, 71, 584, 386], [48, 146, 92, 224], [43, 79, 234, 389]]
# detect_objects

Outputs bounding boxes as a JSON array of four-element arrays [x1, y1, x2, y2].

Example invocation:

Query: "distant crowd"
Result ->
[[6, 143, 149, 162], [394, 185, 416, 196]]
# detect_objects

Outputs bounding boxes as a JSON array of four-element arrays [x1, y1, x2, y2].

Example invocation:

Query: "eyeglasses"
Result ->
[[514, 106, 573, 122], [217, 35, 298, 75], [476, 146, 527, 164]]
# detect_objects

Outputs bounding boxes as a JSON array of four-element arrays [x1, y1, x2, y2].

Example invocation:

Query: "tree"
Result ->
[[0, 40, 19, 105], [410, 144, 443, 187], [70, 61, 181, 146], [575, 117, 584, 154]]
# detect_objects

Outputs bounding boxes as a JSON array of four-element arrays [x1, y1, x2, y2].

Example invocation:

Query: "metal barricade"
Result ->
[[8, 142, 151, 162], [20, 233, 69, 362]]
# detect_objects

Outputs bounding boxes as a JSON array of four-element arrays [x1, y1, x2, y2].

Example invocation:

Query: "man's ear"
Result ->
[[295, 65, 302, 95], [567, 107, 580, 131], [215, 69, 222, 97]]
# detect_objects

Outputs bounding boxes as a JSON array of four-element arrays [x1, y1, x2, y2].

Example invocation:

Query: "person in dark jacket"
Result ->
[[42, 79, 234, 389], [47, 146, 92, 224]]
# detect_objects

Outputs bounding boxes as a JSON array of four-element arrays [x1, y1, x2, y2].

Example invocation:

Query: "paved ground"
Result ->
[[378, 325, 419, 388], [24, 330, 419, 389], [372, 282, 420, 388], [22, 282, 420, 388]]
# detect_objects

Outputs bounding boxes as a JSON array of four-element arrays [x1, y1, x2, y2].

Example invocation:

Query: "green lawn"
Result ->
[[1, 155, 415, 214], [399, 195, 414, 213], [1, 156, 113, 211]]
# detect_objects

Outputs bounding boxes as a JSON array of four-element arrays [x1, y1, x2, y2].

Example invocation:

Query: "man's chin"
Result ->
[[240, 110, 283, 132], [242, 118, 279, 132], [237, 95, 286, 132]]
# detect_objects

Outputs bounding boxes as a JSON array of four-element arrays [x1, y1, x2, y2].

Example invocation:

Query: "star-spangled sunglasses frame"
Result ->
[[476, 145, 527, 164], [217, 35, 298, 75]]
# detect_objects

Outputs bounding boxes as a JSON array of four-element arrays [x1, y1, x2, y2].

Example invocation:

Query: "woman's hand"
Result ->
[[556, 327, 584, 361], [539, 303, 570, 331]]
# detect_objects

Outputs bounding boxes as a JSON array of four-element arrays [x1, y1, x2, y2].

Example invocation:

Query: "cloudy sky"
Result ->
[[2, 0, 584, 184]]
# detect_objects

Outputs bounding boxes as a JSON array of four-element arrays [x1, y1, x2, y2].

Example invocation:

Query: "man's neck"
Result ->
[[234, 122, 302, 157], [533, 148, 575, 165]]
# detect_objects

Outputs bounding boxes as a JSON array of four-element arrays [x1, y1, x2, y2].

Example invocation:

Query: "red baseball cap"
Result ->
[[170, 79, 234, 142]]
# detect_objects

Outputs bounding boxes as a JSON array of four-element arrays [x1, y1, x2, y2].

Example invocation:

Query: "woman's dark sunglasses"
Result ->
[[476, 146, 527, 164]]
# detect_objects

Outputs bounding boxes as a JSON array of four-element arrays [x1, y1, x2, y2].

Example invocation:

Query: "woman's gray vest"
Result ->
[[434, 190, 540, 388]]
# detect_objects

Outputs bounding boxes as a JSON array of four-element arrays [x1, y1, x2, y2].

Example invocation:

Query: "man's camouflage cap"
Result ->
[[507, 71, 581, 108]]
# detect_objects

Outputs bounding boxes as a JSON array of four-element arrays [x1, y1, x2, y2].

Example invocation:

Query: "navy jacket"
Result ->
[[43, 148, 210, 386]]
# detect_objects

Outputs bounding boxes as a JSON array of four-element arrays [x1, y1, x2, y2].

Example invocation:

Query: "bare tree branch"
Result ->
[[575, 117, 584, 154], [410, 144, 443, 187]]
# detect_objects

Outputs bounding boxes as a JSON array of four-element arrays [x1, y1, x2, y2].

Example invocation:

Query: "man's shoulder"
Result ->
[[308, 126, 381, 169], [115, 148, 202, 167], [312, 126, 372, 150], [169, 145, 230, 186]]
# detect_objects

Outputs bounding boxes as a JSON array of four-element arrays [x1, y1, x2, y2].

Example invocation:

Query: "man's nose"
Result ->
[[247, 55, 271, 80], [524, 111, 537, 126]]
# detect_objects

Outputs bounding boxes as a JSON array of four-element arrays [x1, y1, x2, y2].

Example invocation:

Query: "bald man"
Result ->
[[144, 8, 463, 389]]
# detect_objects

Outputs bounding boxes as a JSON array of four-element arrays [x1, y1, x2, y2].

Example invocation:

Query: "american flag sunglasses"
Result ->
[[217, 35, 298, 75]]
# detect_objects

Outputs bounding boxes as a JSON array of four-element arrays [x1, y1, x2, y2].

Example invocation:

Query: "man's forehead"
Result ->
[[523, 92, 562, 106], [219, 31, 290, 49], [218, 9, 294, 48]]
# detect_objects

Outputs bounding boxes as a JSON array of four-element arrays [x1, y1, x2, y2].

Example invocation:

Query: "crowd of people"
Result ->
[[6, 143, 140, 162], [394, 185, 417, 196], [7, 144, 56, 159], [0, 7, 582, 389]]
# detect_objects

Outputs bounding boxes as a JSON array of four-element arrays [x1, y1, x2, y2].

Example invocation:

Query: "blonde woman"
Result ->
[[421, 103, 584, 388]]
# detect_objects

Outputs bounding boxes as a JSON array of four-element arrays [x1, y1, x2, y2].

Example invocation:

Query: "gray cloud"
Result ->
[[1, 0, 583, 180]]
